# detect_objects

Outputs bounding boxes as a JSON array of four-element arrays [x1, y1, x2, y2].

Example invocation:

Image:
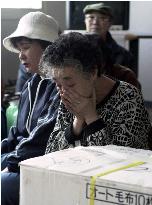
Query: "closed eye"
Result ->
[[67, 84, 75, 88]]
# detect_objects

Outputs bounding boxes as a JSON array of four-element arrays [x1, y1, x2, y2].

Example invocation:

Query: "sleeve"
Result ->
[[123, 50, 135, 69], [6, 94, 59, 173], [7, 119, 56, 172], [83, 118, 106, 136], [45, 104, 106, 153], [78, 86, 151, 149], [45, 103, 75, 154], [109, 94, 150, 149], [1, 82, 30, 155], [111, 64, 141, 89], [1, 126, 20, 154], [119, 66, 141, 89], [114, 44, 136, 74]]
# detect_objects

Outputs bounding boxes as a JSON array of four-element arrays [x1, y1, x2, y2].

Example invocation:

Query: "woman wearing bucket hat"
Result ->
[[1, 11, 60, 205]]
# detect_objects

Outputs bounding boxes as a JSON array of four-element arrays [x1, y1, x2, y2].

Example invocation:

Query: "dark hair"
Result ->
[[10, 36, 51, 51], [39, 32, 104, 78]]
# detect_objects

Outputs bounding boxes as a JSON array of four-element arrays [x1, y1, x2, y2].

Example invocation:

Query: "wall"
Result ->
[[129, 1, 152, 102], [129, 1, 152, 34], [138, 39, 152, 102]]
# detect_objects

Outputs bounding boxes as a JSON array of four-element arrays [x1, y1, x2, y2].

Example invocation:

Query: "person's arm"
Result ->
[[45, 100, 103, 154], [46, 84, 151, 153], [81, 87, 151, 149], [110, 92, 150, 149], [6, 94, 60, 172], [1, 167, 8, 173], [111, 64, 141, 89], [6, 115, 57, 172], [45, 104, 106, 154], [1, 79, 31, 155], [45, 87, 99, 153], [45, 103, 75, 154], [1, 126, 20, 154]]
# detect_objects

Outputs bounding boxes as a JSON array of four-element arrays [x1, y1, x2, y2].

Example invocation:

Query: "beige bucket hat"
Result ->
[[3, 11, 59, 53]]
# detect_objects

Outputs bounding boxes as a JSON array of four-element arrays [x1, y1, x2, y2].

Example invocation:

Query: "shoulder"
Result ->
[[113, 42, 131, 56], [100, 81, 145, 119], [29, 74, 55, 88], [107, 32, 131, 54], [111, 64, 140, 89], [116, 81, 142, 102]]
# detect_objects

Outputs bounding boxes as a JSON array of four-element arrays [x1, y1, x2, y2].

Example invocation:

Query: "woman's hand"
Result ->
[[73, 116, 85, 136], [61, 87, 99, 125]]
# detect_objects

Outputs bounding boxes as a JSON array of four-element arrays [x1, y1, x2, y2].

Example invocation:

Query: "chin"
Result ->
[[25, 68, 30, 73], [25, 68, 33, 74], [90, 30, 100, 34]]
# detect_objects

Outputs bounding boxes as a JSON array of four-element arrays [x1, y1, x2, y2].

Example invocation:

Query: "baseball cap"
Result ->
[[83, 3, 113, 19]]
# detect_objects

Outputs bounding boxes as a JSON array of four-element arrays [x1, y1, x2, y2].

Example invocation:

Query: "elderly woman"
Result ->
[[39, 32, 151, 153]]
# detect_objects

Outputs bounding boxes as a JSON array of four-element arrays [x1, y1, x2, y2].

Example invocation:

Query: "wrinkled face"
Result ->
[[51, 66, 97, 98], [16, 39, 44, 74], [85, 12, 111, 36]]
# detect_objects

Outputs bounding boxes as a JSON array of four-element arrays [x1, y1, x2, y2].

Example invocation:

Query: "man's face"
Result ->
[[85, 12, 111, 37]]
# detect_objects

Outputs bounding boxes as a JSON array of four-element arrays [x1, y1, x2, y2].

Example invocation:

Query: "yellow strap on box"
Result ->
[[89, 161, 145, 205]]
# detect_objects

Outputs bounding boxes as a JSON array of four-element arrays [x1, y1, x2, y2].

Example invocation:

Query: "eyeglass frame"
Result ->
[[85, 14, 111, 23]]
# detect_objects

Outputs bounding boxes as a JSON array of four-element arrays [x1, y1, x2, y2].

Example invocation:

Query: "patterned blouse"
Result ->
[[45, 81, 151, 154]]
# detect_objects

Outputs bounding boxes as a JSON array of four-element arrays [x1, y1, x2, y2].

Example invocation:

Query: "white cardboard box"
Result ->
[[20, 146, 152, 205]]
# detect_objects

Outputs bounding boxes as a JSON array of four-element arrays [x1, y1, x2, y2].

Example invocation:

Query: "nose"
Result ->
[[56, 83, 67, 94], [19, 51, 26, 61], [56, 83, 62, 92], [92, 17, 99, 24]]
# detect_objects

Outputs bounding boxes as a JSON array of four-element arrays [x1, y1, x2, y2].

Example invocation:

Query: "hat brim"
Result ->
[[3, 32, 22, 53], [3, 29, 59, 53]]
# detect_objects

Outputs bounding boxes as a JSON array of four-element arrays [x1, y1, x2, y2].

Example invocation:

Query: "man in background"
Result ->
[[83, 3, 136, 72]]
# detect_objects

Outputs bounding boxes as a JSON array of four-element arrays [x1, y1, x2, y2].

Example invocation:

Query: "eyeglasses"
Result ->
[[85, 15, 110, 22]]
